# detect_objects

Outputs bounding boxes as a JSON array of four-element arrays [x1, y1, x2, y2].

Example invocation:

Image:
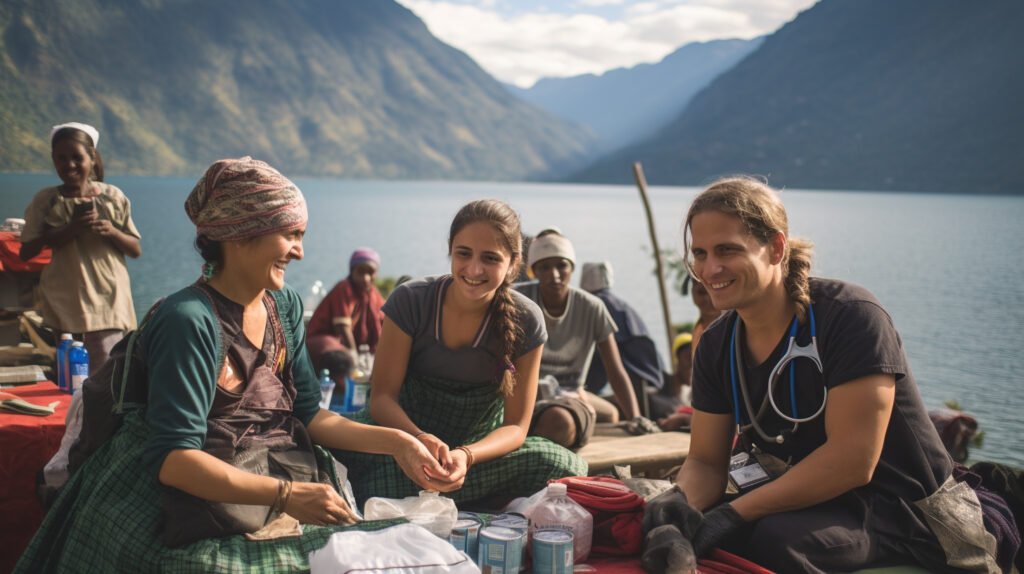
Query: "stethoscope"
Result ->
[[729, 303, 827, 444]]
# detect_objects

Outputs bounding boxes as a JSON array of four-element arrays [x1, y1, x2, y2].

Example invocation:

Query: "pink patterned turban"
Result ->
[[185, 157, 308, 242]]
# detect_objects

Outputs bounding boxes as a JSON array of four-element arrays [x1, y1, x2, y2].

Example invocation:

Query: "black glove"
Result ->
[[691, 502, 746, 557], [642, 524, 697, 574], [642, 485, 703, 539], [625, 416, 662, 435]]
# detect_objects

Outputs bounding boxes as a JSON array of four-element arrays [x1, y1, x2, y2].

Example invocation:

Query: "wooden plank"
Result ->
[[578, 423, 690, 477]]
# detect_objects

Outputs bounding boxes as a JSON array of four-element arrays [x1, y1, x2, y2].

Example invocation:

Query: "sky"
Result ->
[[395, 0, 820, 88]]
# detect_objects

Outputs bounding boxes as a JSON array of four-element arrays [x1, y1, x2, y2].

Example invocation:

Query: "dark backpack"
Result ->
[[67, 300, 163, 476]]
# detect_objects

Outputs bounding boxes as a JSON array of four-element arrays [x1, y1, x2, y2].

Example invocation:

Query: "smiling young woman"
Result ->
[[332, 199, 586, 507]]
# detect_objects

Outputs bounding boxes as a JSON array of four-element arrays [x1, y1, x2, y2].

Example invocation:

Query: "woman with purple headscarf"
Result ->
[[15, 158, 445, 573], [307, 247, 387, 380]]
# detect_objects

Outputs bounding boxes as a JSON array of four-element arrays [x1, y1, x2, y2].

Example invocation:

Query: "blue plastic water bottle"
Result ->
[[56, 333, 74, 392], [68, 341, 89, 393]]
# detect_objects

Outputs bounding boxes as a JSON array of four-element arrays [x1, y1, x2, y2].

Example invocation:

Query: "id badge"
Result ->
[[728, 451, 771, 493]]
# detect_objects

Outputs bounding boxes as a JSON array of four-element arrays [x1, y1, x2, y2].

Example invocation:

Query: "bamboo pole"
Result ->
[[632, 162, 675, 352]]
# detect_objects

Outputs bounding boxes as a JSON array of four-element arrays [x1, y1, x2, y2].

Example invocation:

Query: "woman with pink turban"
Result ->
[[15, 158, 445, 573], [306, 247, 387, 381]]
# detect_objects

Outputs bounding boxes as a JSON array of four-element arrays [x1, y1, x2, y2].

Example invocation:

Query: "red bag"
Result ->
[[698, 549, 777, 574], [550, 476, 645, 556]]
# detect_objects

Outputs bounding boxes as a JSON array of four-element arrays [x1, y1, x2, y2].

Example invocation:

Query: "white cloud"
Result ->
[[398, 0, 818, 88], [575, 0, 627, 6]]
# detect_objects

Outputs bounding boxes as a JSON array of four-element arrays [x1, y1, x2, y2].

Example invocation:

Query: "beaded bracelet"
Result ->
[[454, 445, 475, 468]]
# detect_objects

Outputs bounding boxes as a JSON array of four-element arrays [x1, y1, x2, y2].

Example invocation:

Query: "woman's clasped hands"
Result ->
[[399, 432, 471, 492]]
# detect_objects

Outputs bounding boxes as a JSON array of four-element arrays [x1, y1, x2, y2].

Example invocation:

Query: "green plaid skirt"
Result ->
[[333, 374, 587, 506], [14, 412, 400, 574]]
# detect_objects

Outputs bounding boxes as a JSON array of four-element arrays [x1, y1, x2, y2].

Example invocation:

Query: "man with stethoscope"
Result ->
[[641, 177, 1006, 574]]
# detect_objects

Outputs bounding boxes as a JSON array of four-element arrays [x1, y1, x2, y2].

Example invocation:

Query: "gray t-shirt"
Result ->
[[383, 275, 547, 384], [514, 282, 617, 390]]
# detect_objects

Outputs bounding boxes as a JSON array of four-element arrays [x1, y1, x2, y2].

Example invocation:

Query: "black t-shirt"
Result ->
[[692, 278, 952, 502]]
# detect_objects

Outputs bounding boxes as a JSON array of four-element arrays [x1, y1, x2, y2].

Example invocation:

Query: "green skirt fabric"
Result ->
[[14, 412, 400, 574], [333, 374, 588, 506]]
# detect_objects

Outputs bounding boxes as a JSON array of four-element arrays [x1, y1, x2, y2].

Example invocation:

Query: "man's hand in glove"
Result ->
[[692, 502, 747, 557], [625, 416, 662, 435], [642, 485, 703, 538], [642, 524, 697, 574]]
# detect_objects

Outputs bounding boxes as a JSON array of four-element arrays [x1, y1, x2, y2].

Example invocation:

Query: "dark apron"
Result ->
[[162, 290, 319, 548]]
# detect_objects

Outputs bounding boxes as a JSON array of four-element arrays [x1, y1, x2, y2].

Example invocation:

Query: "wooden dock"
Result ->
[[577, 423, 690, 478]]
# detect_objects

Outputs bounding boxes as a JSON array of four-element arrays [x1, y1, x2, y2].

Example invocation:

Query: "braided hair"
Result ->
[[448, 200, 524, 396], [683, 176, 814, 321]]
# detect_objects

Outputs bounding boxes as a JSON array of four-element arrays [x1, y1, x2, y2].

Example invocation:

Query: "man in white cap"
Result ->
[[515, 230, 644, 449]]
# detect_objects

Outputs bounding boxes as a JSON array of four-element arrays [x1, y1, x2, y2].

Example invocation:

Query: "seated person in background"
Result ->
[[514, 231, 645, 450], [14, 158, 441, 574], [306, 248, 385, 381], [657, 332, 694, 431], [332, 200, 586, 506], [642, 176, 1011, 574], [683, 274, 722, 359], [580, 261, 680, 420]]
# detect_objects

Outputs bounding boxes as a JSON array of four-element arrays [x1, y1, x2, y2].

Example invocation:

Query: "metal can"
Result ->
[[531, 529, 574, 574], [477, 526, 524, 574], [489, 512, 529, 533], [489, 513, 529, 571], [448, 516, 482, 561]]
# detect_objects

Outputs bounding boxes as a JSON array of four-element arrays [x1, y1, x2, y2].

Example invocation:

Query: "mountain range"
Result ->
[[574, 0, 1024, 194], [508, 38, 762, 152], [2, 0, 1021, 194], [0, 0, 597, 180]]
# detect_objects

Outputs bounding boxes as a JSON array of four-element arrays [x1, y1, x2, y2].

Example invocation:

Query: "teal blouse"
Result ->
[[138, 283, 320, 476]]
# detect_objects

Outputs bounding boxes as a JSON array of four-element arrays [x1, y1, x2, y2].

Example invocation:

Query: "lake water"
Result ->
[[3, 173, 1022, 467]]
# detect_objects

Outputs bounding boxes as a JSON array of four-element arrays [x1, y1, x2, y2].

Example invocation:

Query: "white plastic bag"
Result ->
[[364, 490, 458, 538], [310, 522, 479, 574]]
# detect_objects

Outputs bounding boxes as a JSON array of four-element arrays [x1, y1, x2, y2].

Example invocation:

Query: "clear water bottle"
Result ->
[[357, 344, 371, 374], [56, 333, 74, 392], [303, 280, 325, 323], [68, 341, 89, 393], [527, 483, 593, 563], [319, 368, 335, 409]]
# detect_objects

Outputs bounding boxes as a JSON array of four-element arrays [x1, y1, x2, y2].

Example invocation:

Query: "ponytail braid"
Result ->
[[783, 237, 814, 322], [492, 280, 524, 396]]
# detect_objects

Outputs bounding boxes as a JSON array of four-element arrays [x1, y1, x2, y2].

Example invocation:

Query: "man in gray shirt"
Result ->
[[515, 230, 642, 448]]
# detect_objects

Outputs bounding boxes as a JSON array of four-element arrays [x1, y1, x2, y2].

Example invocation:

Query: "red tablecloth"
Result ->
[[0, 231, 50, 273], [0, 382, 71, 574]]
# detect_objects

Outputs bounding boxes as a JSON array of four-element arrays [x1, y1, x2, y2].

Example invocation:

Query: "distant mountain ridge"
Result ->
[[0, 0, 598, 180], [574, 0, 1024, 194], [509, 38, 762, 151]]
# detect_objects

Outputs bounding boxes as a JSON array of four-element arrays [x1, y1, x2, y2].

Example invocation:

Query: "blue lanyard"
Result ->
[[728, 303, 824, 443]]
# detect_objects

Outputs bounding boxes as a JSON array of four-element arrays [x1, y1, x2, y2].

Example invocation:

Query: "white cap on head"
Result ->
[[50, 122, 100, 148], [536, 225, 564, 238], [528, 233, 576, 270], [580, 261, 613, 292]]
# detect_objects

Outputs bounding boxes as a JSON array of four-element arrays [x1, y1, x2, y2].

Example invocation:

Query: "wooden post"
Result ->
[[632, 162, 675, 352]]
